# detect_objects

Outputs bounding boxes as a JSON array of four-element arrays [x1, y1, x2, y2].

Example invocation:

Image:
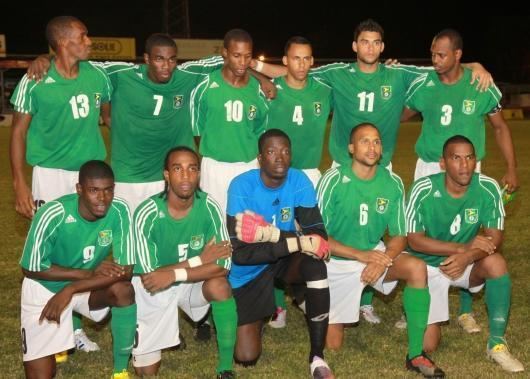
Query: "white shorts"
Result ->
[[21, 278, 109, 361], [200, 157, 258, 214], [302, 168, 322, 188], [426, 264, 484, 324], [32, 166, 78, 209], [115, 180, 165, 213], [414, 158, 481, 181], [131, 276, 210, 363]]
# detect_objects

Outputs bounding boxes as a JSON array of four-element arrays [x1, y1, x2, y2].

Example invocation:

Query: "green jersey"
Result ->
[[20, 194, 134, 293], [134, 191, 231, 275], [406, 173, 504, 267], [317, 165, 406, 260], [10, 60, 111, 170], [406, 68, 502, 162], [191, 70, 269, 162], [266, 76, 332, 169], [311, 62, 428, 167], [95, 56, 223, 183]]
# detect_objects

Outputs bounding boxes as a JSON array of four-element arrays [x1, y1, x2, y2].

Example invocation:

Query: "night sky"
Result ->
[[2, 0, 529, 82]]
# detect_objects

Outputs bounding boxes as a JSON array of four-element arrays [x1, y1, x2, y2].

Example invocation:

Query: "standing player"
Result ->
[[132, 147, 236, 379], [406, 136, 524, 373], [191, 29, 269, 213], [19, 160, 136, 379], [317, 123, 444, 378], [227, 129, 333, 379]]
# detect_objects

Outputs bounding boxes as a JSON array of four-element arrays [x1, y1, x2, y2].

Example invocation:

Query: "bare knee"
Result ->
[[108, 281, 135, 306], [235, 323, 262, 365], [203, 277, 232, 302], [24, 355, 56, 379], [480, 254, 508, 278]]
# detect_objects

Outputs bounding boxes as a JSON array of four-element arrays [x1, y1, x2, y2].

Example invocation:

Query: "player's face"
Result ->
[[283, 43, 313, 82], [353, 31, 384, 65], [63, 21, 92, 60], [440, 142, 476, 187], [164, 151, 200, 200], [431, 37, 461, 75], [223, 40, 253, 77], [76, 177, 115, 221], [348, 126, 382, 167], [258, 136, 291, 185], [144, 45, 178, 83]]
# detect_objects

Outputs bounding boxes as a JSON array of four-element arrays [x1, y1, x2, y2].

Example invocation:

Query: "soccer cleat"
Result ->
[[394, 314, 407, 329], [74, 328, 100, 352], [310, 356, 335, 379], [195, 321, 212, 342], [487, 343, 524, 373], [268, 307, 287, 328], [406, 352, 445, 378], [457, 313, 481, 334], [54, 350, 68, 363], [112, 369, 130, 379], [360, 305, 381, 324], [216, 370, 236, 379]]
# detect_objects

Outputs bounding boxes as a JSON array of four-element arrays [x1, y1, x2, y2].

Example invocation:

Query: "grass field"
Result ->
[[1, 120, 529, 378]]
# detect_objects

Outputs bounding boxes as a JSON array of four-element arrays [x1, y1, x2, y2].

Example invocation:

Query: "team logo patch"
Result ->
[[376, 198, 389, 214], [465, 209, 479, 224], [313, 102, 322, 116], [462, 100, 476, 115], [248, 105, 257, 120], [173, 95, 184, 109], [190, 234, 204, 250], [280, 207, 292, 222], [381, 86, 392, 100], [98, 230, 113, 246], [94, 93, 102, 108]]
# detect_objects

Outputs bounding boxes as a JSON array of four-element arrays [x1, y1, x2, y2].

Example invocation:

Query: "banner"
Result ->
[[174, 39, 224, 59], [49, 37, 136, 60], [0, 35, 6, 57]]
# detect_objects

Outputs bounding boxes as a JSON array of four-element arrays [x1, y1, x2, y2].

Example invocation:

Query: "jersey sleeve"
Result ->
[[486, 83, 503, 115], [133, 199, 160, 273], [478, 175, 505, 230], [90, 60, 136, 89], [405, 178, 433, 233], [316, 168, 340, 229], [110, 198, 135, 266], [395, 64, 431, 89], [254, 88, 269, 136], [205, 195, 231, 270], [190, 76, 210, 137], [404, 74, 428, 111], [19, 201, 65, 271], [10, 74, 39, 114], [178, 55, 224, 74], [387, 174, 407, 237], [88, 61, 113, 103], [309, 62, 348, 87]]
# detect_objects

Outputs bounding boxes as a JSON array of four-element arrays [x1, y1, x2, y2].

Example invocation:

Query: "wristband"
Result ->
[[255, 60, 264, 72], [173, 268, 188, 282], [188, 256, 202, 268]]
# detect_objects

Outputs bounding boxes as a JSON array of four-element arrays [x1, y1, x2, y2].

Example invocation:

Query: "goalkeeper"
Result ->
[[226, 129, 334, 379]]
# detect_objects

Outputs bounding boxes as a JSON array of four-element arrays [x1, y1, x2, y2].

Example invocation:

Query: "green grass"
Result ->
[[1, 121, 529, 378]]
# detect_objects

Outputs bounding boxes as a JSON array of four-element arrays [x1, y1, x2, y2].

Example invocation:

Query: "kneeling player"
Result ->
[[132, 147, 236, 378], [20, 160, 136, 379], [317, 123, 445, 378], [227, 129, 333, 379], [406, 135, 524, 373]]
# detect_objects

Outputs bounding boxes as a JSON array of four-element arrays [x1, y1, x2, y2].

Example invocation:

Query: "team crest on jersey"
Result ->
[[190, 234, 204, 250], [462, 100, 476, 115], [248, 105, 257, 120], [98, 230, 113, 246], [94, 93, 102, 108], [313, 102, 322, 116], [173, 95, 184, 109], [380, 86, 392, 100], [376, 198, 389, 214], [280, 207, 292, 222], [465, 209, 479, 224]]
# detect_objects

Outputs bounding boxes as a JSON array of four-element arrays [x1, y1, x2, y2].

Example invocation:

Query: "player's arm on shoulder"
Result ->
[[27, 54, 52, 81], [250, 59, 286, 78], [249, 69, 277, 99], [462, 62, 493, 91], [488, 111, 518, 192]]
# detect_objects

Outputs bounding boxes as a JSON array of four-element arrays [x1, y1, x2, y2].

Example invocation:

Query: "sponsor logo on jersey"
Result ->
[[313, 102, 322, 116], [381, 85, 392, 100], [65, 214, 77, 223], [462, 100, 476, 115], [376, 198, 389, 214], [209, 81, 219, 89], [341, 175, 351, 183], [44, 77, 56, 84], [465, 208, 479, 224], [94, 93, 102, 108], [136, 73, 143, 79], [426, 80, 435, 87], [349, 67, 356, 73], [248, 105, 257, 120], [190, 234, 204, 250], [280, 207, 292, 222], [158, 210, 165, 218], [272, 198, 280, 206], [98, 230, 113, 246], [433, 190, 442, 198], [173, 95, 184, 109]]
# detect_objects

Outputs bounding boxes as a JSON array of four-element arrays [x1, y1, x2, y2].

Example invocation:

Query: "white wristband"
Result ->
[[255, 60, 264, 72], [188, 256, 202, 268], [173, 268, 188, 282]]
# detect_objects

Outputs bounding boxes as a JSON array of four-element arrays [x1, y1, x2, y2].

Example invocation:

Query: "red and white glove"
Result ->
[[235, 210, 280, 243], [299, 234, 330, 260]]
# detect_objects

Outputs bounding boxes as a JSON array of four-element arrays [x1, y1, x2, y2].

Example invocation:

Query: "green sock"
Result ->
[[72, 312, 82, 331], [111, 304, 137, 373], [486, 274, 511, 349], [403, 286, 430, 359], [360, 286, 375, 307], [274, 287, 287, 310], [458, 288, 474, 315], [211, 297, 237, 373]]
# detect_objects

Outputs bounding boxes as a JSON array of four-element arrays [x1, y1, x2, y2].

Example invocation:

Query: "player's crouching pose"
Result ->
[[406, 135, 524, 373], [317, 123, 445, 378], [20, 160, 136, 379], [132, 146, 237, 379], [227, 129, 334, 379]]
